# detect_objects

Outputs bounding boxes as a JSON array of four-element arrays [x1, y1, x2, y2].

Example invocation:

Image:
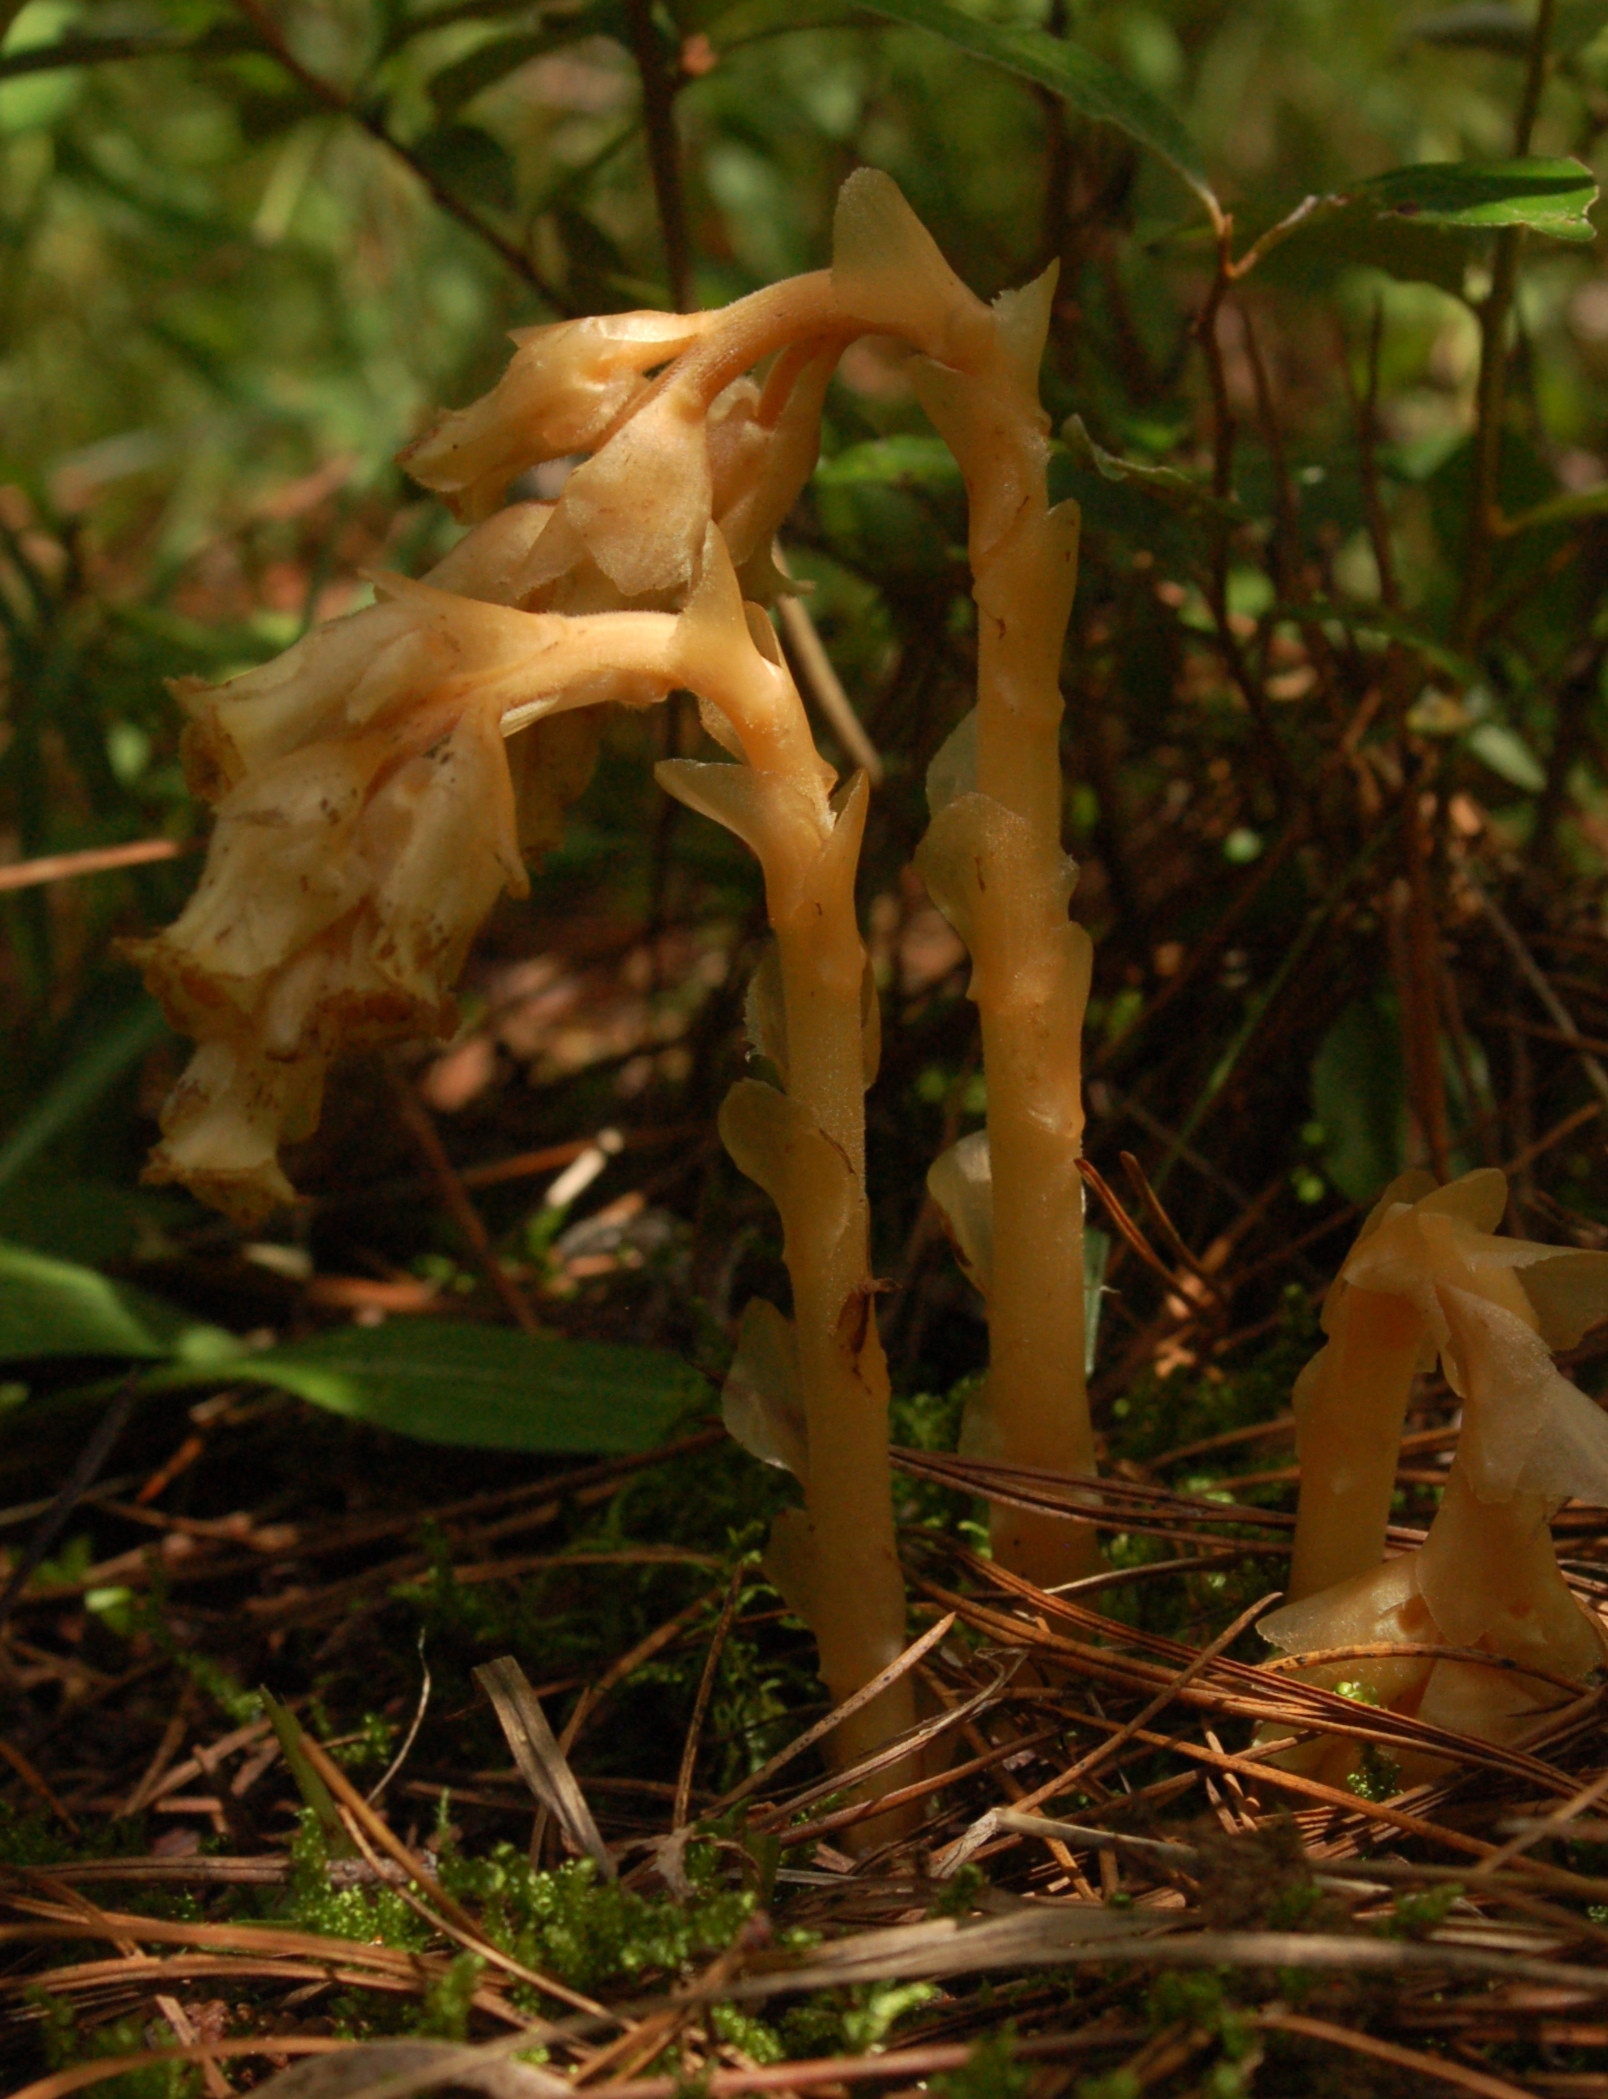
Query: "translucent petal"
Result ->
[[177, 613, 447, 799], [1438, 1284, 1608, 1506], [990, 265, 1059, 398], [1418, 1166, 1508, 1233], [697, 694, 745, 758], [762, 1505, 820, 1631], [654, 757, 821, 871], [744, 943, 788, 1083], [1491, 1247, 1608, 1351], [1417, 1463, 1602, 1672], [1314, 1168, 1430, 1315], [143, 1038, 324, 1229], [422, 502, 555, 601], [924, 709, 977, 817], [366, 700, 527, 1012], [1259, 1552, 1421, 1656], [133, 736, 383, 1027], [560, 378, 712, 596], [722, 1298, 808, 1482], [717, 349, 836, 583], [399, 311, 706, 520], [1414, 1657, 1575, 1748], [509, 708, 606, 863], [928, 1130, 993, 1295]]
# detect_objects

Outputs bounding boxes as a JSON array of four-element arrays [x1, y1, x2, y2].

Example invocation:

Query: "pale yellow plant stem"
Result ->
[[970, 492, 1098, 1588], [663, 563, 918, 1819], [1286, 1289, 1425, 1602], [773, 849, 917, 1785]]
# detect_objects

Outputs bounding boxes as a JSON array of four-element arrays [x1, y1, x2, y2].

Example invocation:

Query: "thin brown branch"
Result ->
[[1454, 0, 1557, 647], [232, 0, 566, 309], [623, 0, 693, 309], [386, 1061, 544, 1333]]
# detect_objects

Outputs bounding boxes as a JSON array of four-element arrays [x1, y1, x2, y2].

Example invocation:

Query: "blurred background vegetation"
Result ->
[[5, 0, 1608, 1418]]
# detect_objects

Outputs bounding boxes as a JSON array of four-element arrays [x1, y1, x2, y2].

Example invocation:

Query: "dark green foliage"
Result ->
[[933, 2026, 1032, 2099], [438, 1849, 755, 1995]]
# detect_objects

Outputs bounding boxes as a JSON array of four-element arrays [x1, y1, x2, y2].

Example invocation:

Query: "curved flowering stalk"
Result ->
[[1261, 1168, 1608, 1781], [835, 178, 1096, 1587], [650, 538, 915, 1821], [407, 172, 1103, 1596]]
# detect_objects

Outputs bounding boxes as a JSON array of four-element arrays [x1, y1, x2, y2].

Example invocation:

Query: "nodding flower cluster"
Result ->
[[136, 171, 1608, 1823]]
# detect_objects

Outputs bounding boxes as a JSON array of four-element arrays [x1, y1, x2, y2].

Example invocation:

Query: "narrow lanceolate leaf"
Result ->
[[1061, 416, 1245, 524], [1407, 1, 1608, 57], [1351, 158, 1599, 243], [0, 1240, 212, 1362], [851, 0, 1215, 210], [1405, 4, 1536, 52], [237, 1318, 709, 1453]]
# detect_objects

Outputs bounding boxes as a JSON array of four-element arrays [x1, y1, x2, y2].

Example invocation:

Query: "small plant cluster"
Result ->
[[134, 151, 1608, 1813], [133, 171, 1104, 1818]]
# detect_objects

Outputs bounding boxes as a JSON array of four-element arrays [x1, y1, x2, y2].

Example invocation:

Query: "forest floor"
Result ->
[[2, 1243, 1607, 2099]]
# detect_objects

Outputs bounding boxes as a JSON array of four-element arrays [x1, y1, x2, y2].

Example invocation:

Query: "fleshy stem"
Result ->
[[659, 562, 918, 1814], [770, 812, 916, 1783], [967, 454, 1097, 1589]]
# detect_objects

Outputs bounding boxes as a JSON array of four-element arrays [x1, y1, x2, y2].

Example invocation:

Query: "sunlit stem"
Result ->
[[1287, 1288, 1426, 1603], [772, 832, 918, 1804]]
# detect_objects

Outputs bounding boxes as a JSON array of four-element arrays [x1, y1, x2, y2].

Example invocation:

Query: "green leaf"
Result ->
[[1467, 719, 1547, 791], [1061, 415, 1246, 523], [1083, 1225, 1109, 1379], [1350, 158, 1599, 242], [1405, 4, 1534, 52], [0, 1240, 206, 1361], [1310, 995, 1407, 1207], [1409, 1, 1608, 55], [409, 122, 517, 214], [1555, 0, 1608, 55], [0, 999, 169, 1193], [428, 13, 619, 116], [0, 1238, 707, 1453], [1406, 1, 1608, 54], [233, 1319, 709, 1453], [850, 0, 1215, 210], [814, 434, 962, 488]]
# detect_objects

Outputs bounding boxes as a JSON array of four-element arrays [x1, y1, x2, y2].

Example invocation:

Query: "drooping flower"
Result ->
[[131, 508, 690, 1225], [399, 311, 709, 523]]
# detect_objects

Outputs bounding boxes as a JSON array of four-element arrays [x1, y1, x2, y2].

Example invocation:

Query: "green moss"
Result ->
[[413, 1951, 486, 2040], [35, 1995, 201, 2099], [1105, 1290, 1319, 1470], [265, 1809, 431, 1951], [934, 2027, 1031, 2099], [709, 2001, 786, 2062], [438, 1851, 757, 1996], [1345, 1745, 1403, 1802], [1385, 1883, 1463, 1939], [1074, 2072, 1140, 2099]]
